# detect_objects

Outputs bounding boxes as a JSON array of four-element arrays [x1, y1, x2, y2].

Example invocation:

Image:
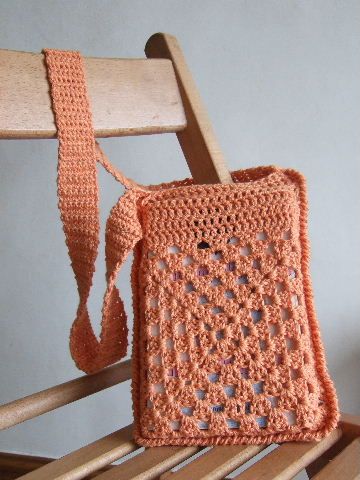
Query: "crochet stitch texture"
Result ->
[[44, 48, 339, 447]]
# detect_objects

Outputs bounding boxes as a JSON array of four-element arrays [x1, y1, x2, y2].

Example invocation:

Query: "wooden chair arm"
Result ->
[[0, 361, 131, 430]]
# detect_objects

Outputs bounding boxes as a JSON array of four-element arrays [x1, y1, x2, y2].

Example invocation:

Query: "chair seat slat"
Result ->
[[231, 428, 342, 480], [17, 425, 136, 480], [94, 445, 200, 480], [312, 438, 360, 480], [159, 445, 263, 480]]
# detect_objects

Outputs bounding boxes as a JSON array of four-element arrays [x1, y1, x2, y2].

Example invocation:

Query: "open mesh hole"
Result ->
[[288, 267, 297, 279], [196, 389, 206, 400], [150, 297, 159, 308], [152, 354, 162, 366], [176, 323, 186, 335], [156, 259, 167, 270], [275, 353, 283, 365], [185, 282, 196, 293], [168, 367, 178, 377], [251, 309, 262, 324], [211, 277, 222, 287], [208, 373, 220, 383], [259, 339, 267, 351], [263, 294, 272, 305], [253, 381, 264, 394], [256, 231, 268, 241], [241, 325, 250, 337], [268, 396, 279, 407], [225, 289, 235, 299], [197, 265, 209, 276], [211, 251, 223, 260], [256, 416, 268, 428], [183, 255, 194, 266], [285, 337, 297, 351], [240, 245, 252, 256], [228, 236, 239, 245], [198, 421, 209, 430], [170, 420, 180, 431], [252, 259, 261, 269], [171, 271, 182, 281], [211, 404, 224, 413], [150, 324, 160, 337], [282, 230, 291, 240], [168, 245, 181, 254], [212, 306, 224, 315], [180, 352, 190, 362], [181, 407, 193, 416], [240, 367, 249, 379], [199, 295, 209, 305], [227, 419, 239, 429], [237, 274, 249, 285], [215, 329, 225, 340], [225, 261, 236, 272], [266, 243, 276, 255], [223, 385, 235, 397], [290, 368, 300, 380], [269, 323, 280, 337], [153, 383, 165, 394], [291, 294, 300, 307], [198, 240, 210, 250], [284, 410, 297, 425], [219, 356, 233, 365]]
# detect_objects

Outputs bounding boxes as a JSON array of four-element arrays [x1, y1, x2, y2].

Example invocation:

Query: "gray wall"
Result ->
[[0, 0, 359, 461]]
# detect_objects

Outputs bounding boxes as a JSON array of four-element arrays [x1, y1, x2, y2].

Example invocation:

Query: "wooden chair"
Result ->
[[0, 32, 359, 480]]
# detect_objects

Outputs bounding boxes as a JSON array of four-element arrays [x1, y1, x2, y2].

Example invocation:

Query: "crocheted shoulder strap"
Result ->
[[43, 49, 143, 374]]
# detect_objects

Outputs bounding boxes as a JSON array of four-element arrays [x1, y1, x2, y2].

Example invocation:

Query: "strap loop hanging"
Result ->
[[43, 49, 143, 373]]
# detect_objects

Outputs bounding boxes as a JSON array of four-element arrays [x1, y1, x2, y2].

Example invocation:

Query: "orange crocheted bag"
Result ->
[[43, 49, 339, 446]]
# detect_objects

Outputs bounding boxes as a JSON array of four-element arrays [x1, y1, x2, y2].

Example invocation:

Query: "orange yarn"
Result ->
[[43, 49, 136, 373], [43, 49, 339, 446]]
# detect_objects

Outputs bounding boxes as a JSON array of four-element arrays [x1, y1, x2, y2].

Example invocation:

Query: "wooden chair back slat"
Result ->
[[0, 49, 186, 139], [145, 33, 233, 185]]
